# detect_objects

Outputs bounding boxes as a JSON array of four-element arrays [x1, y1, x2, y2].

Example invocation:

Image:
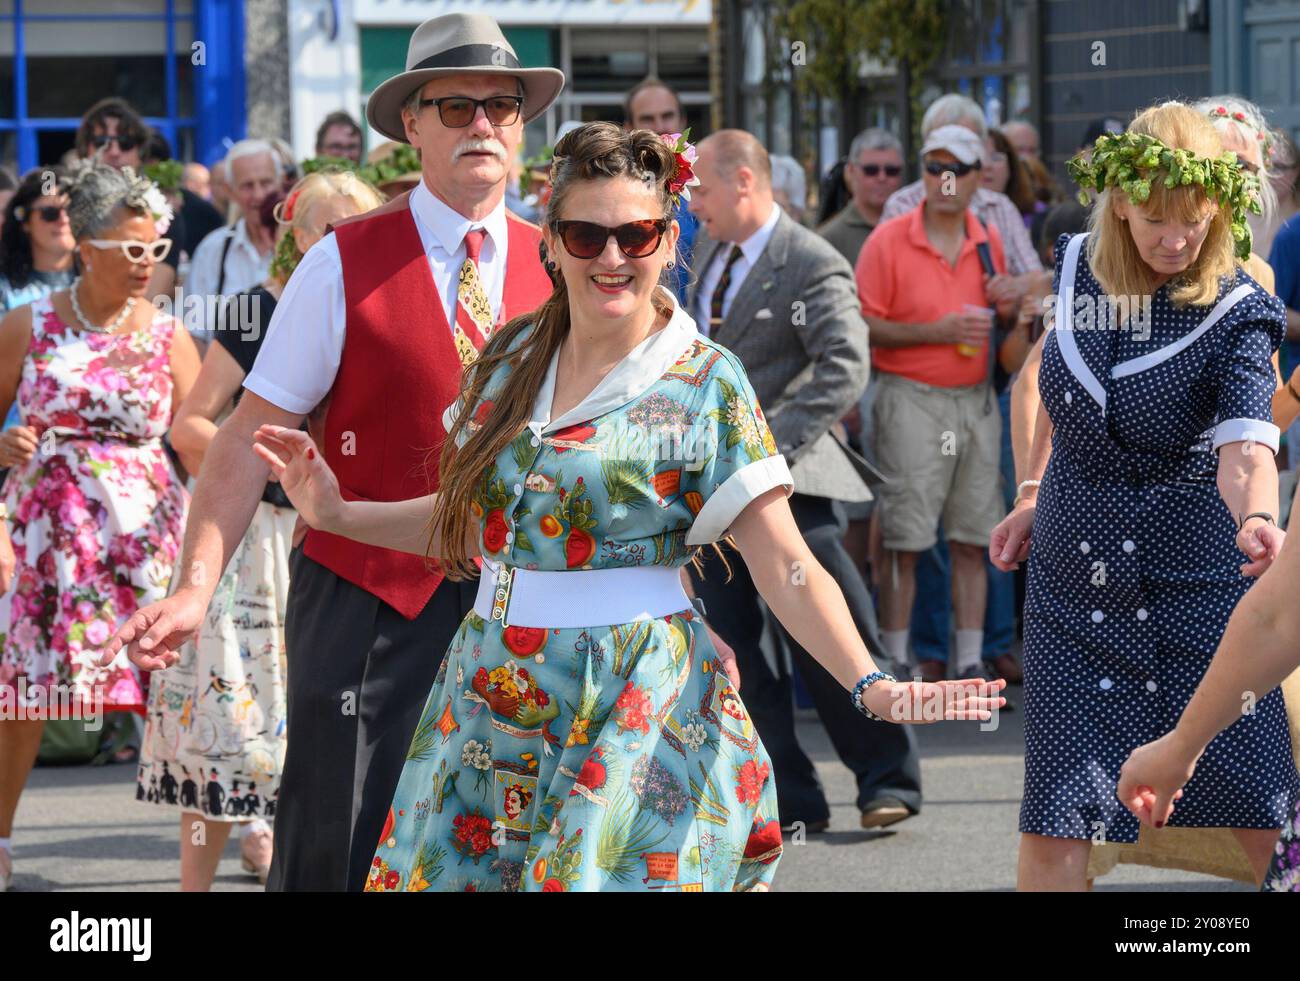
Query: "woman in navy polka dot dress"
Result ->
[[991, 102, 1300, 890]]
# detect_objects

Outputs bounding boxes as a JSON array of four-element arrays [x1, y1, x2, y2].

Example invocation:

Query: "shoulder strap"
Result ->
[[215, 229, 235, 298]]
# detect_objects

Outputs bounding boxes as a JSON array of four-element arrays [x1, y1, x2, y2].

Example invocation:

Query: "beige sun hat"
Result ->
[[365, 13, 566, 144]]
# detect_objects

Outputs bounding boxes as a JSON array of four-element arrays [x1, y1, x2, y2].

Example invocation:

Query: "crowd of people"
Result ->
[[0, 10, 1298, 893]]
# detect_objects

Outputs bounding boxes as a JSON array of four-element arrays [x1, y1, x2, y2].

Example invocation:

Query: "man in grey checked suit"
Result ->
[[686, 130, 922, 831]]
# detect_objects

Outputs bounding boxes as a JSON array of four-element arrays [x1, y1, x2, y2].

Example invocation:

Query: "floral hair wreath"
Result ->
[[1067, 131, 1261, 259], [1205, 104, 1274, 161], [65, 156, 174, 236]]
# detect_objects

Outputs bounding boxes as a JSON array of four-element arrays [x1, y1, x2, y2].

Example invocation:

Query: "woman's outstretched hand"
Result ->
[[861, 677, 1008, 724], [252, 425, 345, 533], [1116, 730, 1201, 828]]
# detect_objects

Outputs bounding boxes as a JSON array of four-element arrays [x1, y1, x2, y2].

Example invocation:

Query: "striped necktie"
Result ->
[[453, 228, 494, 367], [709, 244, 744, 332]]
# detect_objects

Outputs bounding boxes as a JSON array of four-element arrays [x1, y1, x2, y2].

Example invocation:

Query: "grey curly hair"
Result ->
[[65, 161, 154, 240]]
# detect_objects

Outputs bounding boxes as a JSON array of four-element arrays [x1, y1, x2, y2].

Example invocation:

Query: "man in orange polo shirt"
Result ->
[[856, 124, 1016, 683]]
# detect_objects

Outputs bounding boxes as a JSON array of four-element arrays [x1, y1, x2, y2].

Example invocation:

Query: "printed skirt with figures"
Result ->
[[0, 296, 187, 716], [366, 290, 794, 892], [137, 501, 296, 820]]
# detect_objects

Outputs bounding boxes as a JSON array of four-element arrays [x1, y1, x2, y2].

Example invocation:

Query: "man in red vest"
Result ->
[[104, 13, 563, 891]]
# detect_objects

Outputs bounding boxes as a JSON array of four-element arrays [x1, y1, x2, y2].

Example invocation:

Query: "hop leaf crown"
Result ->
[[1066, 131, 1261, 259]]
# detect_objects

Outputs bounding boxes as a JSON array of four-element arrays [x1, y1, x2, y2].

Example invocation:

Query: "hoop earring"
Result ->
[[666, 259, 675, 269]]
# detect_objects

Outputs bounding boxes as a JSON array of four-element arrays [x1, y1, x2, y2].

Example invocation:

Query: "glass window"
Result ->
[[26, 1, 191, 13], [570, 29, 649, 94], [23, 17, 192, 118], [654, 30, 708, 95]]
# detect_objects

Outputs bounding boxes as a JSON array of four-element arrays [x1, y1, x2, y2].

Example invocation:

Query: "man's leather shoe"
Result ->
[[990, 652, 1023, 684]]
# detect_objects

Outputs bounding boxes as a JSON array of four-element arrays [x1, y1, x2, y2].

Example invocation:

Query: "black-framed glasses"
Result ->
[[90, 133, 139, 152], [417, 96, 524, 128], [858, 163, 902, 178], [554, 219, 670, 260], [924, 159, 981, 178]]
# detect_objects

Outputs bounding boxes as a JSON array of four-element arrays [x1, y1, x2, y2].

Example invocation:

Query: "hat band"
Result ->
[[410, 43, 522, 73]]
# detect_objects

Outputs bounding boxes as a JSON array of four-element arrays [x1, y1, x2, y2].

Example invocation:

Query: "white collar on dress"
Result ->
[[529, 285, 700, 436], [409, 179, 509, 259]]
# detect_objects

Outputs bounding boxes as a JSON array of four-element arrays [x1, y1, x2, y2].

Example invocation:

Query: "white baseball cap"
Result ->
[[920, 125, 985, 166]]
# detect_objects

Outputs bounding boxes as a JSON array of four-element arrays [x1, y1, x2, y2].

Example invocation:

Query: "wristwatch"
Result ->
[[1237, 511, 1275, 530]]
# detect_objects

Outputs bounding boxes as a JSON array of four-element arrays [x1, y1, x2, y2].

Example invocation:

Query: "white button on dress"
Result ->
[[1091, 610, 1104, 623], [1146, 680, 1158, 692], [1136, 608, 1148, 621], [1080, 542, 1091, 554], [1123, 540, 1135, 553], [1100, 678, 1113, 690]]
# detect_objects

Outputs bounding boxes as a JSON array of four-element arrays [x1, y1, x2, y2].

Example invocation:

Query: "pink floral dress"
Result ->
[[0, 295, 188, 716]]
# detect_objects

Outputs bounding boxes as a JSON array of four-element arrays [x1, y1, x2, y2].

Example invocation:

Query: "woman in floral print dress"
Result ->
[[0, 162, 199, 891], [245, 123, 1005, 893]]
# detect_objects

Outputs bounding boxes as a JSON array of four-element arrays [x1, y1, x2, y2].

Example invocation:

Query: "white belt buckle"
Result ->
[[490, 565, 515, 627]]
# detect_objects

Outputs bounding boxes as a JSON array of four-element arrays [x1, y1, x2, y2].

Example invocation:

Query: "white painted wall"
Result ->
[[287, 0, 363, 162]]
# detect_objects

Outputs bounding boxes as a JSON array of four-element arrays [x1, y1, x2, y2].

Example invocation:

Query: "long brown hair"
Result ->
[[429, 121, 681, 579], [988, 128, 1036, 215]]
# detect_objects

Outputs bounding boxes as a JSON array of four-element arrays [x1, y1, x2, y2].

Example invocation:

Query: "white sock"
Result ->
[[240, 820, 271, 839], [880, 629, 911, 669], [0, 836, 11, 854], [955, 629, 984, 674]]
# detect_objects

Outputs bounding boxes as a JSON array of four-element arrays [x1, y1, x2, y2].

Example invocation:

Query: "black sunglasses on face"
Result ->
[[417, 96, 524, 128], [34, 205, 66, 223], [90, 133, 139, 152], [924, 159, 981, 178], [554, 219, 670, 260], [858, 163, 903, 178]]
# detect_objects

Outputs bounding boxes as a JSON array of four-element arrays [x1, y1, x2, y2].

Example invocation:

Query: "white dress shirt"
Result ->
[[186, 218, 272, 337], [244, 181, 509, 416], [695, 202, 782, 335]]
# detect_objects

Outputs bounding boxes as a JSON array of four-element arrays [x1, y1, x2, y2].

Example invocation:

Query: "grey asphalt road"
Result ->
[[7, 683, 1250, 892]]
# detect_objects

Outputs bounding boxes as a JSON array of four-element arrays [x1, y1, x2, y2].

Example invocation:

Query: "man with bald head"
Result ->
[[687, 129, 924, 833]]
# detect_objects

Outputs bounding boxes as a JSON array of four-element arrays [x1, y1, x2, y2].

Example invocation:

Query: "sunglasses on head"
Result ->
[[858, 163, 902, 178], [1235, 154, 1260, 175], [924, 158, 981, 178], [86, 238, 172, 264], [553, 219, 670, 260], [418, 95, 524, 128], [90, 133, 139, 152]]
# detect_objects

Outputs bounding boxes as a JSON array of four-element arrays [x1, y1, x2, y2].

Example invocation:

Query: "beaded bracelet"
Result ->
[[851, 671, 897, 722]]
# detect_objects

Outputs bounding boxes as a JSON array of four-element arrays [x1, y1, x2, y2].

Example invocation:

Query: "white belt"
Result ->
[[473, 559, 695, 628]]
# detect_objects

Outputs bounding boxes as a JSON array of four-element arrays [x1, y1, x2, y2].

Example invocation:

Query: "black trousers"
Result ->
[[267, 547, 478, 891], [689, 492, 921, 824]]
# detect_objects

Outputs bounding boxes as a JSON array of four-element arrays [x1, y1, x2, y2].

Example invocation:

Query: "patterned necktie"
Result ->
[[709, 244, 745, 332], [454, 227, 494, 367]]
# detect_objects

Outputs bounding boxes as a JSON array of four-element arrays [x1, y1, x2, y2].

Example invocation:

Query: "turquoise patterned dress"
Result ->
[[365, 291, 794, 892]]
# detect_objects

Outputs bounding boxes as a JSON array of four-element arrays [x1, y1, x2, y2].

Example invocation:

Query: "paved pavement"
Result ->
[[7, 682, 1250, 892]]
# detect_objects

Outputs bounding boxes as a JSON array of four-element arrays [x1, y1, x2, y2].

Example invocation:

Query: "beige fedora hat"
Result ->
[[366, 13, 565, 144]]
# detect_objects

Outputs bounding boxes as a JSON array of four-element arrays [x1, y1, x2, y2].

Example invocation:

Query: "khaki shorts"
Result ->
[[870, 372, 1004, 552]]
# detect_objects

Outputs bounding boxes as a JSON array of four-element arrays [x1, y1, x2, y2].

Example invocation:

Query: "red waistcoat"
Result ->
[[303, 190, 552, 619]]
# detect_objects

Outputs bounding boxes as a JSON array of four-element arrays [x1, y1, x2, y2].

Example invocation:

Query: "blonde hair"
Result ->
[[270, 170, 384, 285], [1087, 102, 1236, 308]]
